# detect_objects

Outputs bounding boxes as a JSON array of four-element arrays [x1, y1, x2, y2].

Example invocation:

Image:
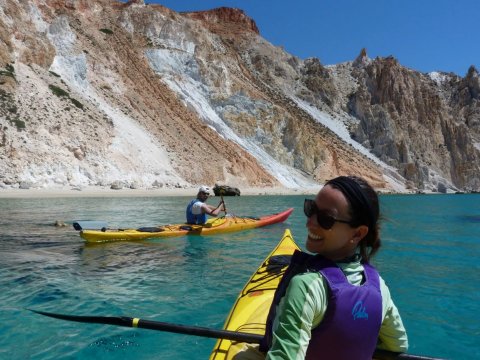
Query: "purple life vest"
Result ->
[[305, 258, 382, 359], [260, 250, 382, 360]]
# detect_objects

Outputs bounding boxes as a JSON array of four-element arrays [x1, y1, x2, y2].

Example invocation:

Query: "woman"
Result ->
[[259, 176, 409, 359]]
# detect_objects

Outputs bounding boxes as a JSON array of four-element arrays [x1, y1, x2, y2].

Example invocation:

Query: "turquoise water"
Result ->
[[0, 194, 478, 359]]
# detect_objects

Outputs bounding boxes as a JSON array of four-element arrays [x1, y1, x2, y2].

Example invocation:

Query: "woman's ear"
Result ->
[[350, 225, 369, 244]]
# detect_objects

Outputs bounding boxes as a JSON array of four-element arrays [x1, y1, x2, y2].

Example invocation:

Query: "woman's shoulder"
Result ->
[[287, 272, 329, 310], [289, 271, 325, 290]]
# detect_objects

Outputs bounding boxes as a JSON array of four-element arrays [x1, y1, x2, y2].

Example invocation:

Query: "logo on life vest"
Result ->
[[352, 300, 369, 320]]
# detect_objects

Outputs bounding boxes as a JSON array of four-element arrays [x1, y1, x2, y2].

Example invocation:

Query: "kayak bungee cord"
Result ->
[[28, 309, 445, 360], [242, 256, 291, 295]]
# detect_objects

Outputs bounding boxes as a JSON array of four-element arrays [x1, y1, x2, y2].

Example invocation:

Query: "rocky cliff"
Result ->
[[1, 0, 479, 193]]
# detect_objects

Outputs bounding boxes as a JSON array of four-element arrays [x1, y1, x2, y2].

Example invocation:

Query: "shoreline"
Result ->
[[0, 186, 319, 199], [0, 186, 459, 199], [0, 186, 452, 199]]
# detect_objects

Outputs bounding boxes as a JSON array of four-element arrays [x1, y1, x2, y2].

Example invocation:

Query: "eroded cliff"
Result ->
[[1, 0, 479, 193]]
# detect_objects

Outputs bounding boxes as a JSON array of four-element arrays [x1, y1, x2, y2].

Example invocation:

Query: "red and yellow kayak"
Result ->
[[79, 208, 293, 243], [210, 228, 299, 360]]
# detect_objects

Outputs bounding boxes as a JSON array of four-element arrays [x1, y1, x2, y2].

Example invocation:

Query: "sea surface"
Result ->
[[0, 194, 478, 360]]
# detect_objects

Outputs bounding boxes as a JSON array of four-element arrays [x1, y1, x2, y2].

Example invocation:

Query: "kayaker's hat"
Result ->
[[198, 186, 211, 195]]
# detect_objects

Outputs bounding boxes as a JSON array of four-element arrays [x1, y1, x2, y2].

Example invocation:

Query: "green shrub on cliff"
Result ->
[[99, 28, 113, 35]]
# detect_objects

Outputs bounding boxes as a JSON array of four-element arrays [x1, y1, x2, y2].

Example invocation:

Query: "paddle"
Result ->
[[72, 220, 108, 231], [220, 194, 227, 215], [29, 309, 444, 360], [29, 309, 259, 343]]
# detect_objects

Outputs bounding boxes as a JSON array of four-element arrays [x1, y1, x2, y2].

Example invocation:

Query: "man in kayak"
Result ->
[[186, 186, 225, 225]]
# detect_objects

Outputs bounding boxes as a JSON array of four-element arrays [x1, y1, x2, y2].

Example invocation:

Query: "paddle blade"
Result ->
[[72, 220, 108, 231], [28, 309, 132, 327]]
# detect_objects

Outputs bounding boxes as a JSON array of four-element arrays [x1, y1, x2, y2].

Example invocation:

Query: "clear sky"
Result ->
[[144, 0, 479, 77]]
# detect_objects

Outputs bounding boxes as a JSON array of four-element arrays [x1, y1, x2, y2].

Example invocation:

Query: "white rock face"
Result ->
[[0, 1, 479, 193]]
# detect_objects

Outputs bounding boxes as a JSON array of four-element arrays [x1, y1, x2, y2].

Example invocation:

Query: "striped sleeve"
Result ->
[[378, 276, 409, 352], [266, 273, 327, 360]]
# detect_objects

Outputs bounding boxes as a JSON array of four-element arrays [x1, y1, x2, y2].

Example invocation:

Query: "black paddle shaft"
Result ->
[[29, 309, 444, 360], [138, 318, 260, 343], [220, 194, 227, 214]]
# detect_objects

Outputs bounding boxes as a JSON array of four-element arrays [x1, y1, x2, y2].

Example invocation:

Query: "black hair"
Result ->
[[325, 176, 381, 263]]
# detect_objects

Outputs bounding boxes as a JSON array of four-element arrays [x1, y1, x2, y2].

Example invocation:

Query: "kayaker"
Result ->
[[186, 186, 225, 225], [236, 176, 409, 359]]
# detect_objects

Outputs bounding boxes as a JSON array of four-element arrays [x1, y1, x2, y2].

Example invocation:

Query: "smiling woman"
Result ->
[[250, 176, 409, 360]]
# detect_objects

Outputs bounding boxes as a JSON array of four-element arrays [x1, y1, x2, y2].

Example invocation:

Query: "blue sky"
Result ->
[[145, 0, 478, 77]]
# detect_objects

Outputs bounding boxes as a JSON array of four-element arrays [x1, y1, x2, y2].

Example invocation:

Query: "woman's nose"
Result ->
[[306, 214, 315, 227]]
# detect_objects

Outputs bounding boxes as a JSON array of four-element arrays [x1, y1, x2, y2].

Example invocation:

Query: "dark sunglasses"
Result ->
[[304, 199, 352, 230]]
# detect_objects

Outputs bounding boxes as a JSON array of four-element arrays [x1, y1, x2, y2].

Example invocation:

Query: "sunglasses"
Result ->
[[304, 199, 352, 230]]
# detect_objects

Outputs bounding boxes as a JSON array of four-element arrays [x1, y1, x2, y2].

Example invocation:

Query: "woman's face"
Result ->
[[305, 185, 364, 260]]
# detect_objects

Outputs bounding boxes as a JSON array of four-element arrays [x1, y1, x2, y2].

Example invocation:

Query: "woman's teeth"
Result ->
[[308, 231, 323, 240]]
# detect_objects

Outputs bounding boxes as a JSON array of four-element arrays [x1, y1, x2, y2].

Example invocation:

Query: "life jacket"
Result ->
[[260, 250, 382, 360], [186, 199, 207, 224]]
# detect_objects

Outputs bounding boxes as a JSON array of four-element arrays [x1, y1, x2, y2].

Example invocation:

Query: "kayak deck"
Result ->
[[210, 229, 299, 360], [79, 208, 294, 243]]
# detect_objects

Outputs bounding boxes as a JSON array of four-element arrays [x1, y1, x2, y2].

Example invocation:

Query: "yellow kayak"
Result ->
[[79, 208, 293, 243], [210, 228, 299, 360], [209, 231, 432, 360]]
